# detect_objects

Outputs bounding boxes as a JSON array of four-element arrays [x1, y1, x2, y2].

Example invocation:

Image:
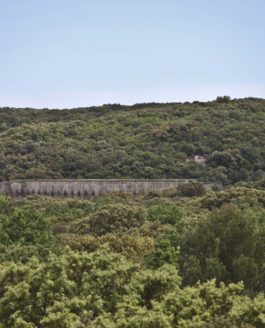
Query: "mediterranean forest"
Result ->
[[0, 98, 265, 327]]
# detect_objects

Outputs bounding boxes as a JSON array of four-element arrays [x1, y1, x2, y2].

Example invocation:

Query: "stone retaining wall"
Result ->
[[0, 179, 198, 197]]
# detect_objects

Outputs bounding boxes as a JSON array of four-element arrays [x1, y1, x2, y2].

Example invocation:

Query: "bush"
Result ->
[[0, 208, 57, 261], [180, 205, 265, 291], [88, 203, 147, 235], [148, 203, 185, 225], [177, 182, 206, 197], [215, 95, 231, 103]]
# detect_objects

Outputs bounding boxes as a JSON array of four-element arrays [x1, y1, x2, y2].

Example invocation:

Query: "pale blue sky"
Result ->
[[0, 0, 265, 108]]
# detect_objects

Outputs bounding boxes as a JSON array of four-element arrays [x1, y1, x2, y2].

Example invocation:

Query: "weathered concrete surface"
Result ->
[[0, 179, 197, 197]]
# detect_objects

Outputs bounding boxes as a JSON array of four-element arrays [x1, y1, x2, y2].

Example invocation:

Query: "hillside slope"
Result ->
[[0, 97, 265, 184]]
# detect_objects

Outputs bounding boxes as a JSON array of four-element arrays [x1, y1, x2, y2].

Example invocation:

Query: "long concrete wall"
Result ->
[[0, 179, 197, 198]]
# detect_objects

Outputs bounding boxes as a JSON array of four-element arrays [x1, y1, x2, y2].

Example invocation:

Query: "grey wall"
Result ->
[[0, 179, 198, 198]]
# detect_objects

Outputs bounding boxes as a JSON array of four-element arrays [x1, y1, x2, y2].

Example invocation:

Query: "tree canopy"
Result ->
[[0, 186, 265, 326], [1, 98, 265, 185]]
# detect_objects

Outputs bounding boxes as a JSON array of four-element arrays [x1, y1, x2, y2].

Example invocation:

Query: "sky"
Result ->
[[0, 0, 265, 108]]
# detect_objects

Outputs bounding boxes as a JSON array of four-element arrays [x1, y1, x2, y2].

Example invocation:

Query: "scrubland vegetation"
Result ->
[[1, 185, 265, 327], [1, 97, 265, 185], [1, 98, 265, 327]]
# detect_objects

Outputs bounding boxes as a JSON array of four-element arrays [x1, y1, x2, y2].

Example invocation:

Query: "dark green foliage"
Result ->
[[1, 98, 265, 184], [148, 203, 185, 224], [177, 182, 206, 197], [200, 186, 265, 209], [0, 201, 57, 261], [85, 203, 147, 236], [180, 205, 265, 291], [146, 234, 180, 269], [215, 95, 231, 103]]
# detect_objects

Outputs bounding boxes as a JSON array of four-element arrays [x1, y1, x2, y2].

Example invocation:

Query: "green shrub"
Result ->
[[177, 182, 206, 197]]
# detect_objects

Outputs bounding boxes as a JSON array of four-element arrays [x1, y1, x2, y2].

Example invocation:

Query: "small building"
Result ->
[[194, 155, 207, 164]]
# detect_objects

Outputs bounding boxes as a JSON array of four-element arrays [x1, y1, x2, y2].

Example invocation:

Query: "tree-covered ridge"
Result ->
[[1, 186, 265, 326], [1, 97, 265, 184]]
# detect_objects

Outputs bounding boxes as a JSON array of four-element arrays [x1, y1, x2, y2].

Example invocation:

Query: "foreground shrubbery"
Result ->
[[0, 187, 265, 326], [1, 248, 265, 327]]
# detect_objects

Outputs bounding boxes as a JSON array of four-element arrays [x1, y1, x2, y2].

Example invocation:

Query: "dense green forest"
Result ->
[[1, 97, 265, 327], [1, 97, 265, 185], [1, 185, 265, 327]]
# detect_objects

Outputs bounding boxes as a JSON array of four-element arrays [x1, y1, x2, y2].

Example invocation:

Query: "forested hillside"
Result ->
[[1, 97, 265, 185], [1, 97, 265, 326]]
